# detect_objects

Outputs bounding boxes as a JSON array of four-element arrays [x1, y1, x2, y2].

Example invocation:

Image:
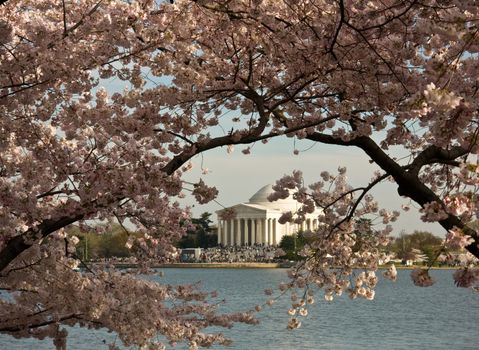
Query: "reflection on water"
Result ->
[[1, 268, 478, 350]]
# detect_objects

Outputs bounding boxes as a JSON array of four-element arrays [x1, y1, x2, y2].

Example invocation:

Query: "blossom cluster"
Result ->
[[419, 202, 449, 222], [265, 169, 396, 329], [191, 179, 219, 204], [445, 228, 475, 251]]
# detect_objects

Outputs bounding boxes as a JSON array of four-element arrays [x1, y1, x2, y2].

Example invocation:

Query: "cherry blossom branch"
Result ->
[[36, 189, 76, 200], [70, 252, 96, 274], [0, 80, 50, 99], [162, 111, 342, 175], [153, 128, 194, 145], [0, 313, 83, 333], [408, 145, 469, 176], [0, 258, 43, 277], [60, 0, 104, 39], [61, 0, 68, 36], [327, 0, 346, 60], [303, 127, 479, 257], [113, 211, 131, 237], [352, 136, 479, 257], [356, 0, 418, 32], [330, 173, 390, 232]]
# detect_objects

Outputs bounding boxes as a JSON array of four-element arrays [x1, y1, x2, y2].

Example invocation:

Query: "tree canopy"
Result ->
[[279, 231, 308, 260], [1, 0, 479, 348], [389, 230, 443, 262], [177, 212, 217, 248]]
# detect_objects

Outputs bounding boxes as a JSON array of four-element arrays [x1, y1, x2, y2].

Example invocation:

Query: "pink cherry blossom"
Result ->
[[445, 229, 475, 250], [191, 179, 218, 204]]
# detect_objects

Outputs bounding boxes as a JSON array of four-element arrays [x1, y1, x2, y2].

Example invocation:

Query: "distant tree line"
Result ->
[[68, 224, 131, 261], [388, 231, 443, 263], [278, 226, 445, 265], [67, 213, 218, 260]]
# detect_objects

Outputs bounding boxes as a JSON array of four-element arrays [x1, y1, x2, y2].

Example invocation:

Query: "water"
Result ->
[[1, 269, 478, 350]]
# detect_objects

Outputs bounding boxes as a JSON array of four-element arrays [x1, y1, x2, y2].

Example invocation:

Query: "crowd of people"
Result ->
[[180, 245, 285, 263]]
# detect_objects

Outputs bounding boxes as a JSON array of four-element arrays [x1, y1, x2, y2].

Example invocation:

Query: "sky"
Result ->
[[179, 134, 444, 237]]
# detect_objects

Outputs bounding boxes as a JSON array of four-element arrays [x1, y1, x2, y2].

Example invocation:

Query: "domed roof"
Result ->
[[248, 184, 297, 211]]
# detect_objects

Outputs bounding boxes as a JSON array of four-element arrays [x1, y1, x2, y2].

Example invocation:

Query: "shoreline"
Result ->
[[109, 262, 461, 269], [157, 262, 283, 268], [112, 262, 284, 269]]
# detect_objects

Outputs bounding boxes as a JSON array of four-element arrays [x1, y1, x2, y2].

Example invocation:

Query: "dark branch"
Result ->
[[0, 214, 85, 272], [408, 145, 468, 176], [0, 313, 82, 333], [328, 0, 346, 60], [349, 135, 479, 257]]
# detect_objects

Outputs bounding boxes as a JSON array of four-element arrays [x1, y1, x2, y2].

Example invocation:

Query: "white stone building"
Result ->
[[216, 184, 321, 246]]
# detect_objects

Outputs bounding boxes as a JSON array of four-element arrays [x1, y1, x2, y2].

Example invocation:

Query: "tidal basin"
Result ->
[[2, 268, 478, 350]]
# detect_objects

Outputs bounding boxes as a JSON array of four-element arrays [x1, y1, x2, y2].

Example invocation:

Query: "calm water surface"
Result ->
[[1, 269, 478, 349]]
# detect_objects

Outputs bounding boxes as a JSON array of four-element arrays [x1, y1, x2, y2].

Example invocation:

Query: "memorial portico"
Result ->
[[216, 184, 321, 246]]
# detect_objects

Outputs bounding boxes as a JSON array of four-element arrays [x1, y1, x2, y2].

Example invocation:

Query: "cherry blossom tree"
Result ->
[[1, 0, 479, 348]]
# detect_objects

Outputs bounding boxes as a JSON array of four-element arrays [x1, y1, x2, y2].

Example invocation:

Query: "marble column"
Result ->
[[251, 219, 257, 245], [228, 219, 233, 246], [235, 219, 239, 246], [228, 220, 233, 246], [257, 219, 264, 245], [272, 219, 277, 246], [264, 219, 268, 245], [244, 219, 249, 245], [222, 220, 227, 246], [266, 219, 271, 246], [262, 219, 267, 245], [217, 219, 222, 245]]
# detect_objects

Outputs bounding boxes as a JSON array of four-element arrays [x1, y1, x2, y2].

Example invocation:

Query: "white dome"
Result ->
[[248, 184, 298, 211]]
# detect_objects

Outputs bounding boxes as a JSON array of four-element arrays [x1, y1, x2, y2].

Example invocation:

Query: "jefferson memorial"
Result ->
[[216, 184, 321, 246]]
